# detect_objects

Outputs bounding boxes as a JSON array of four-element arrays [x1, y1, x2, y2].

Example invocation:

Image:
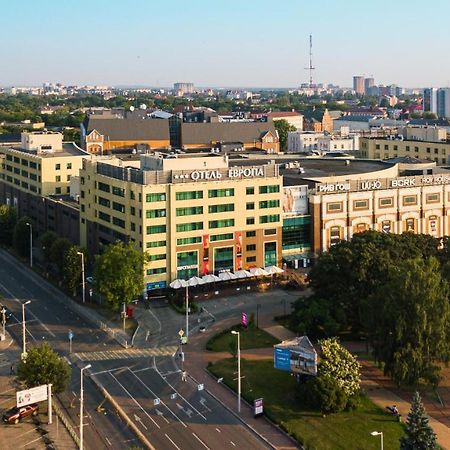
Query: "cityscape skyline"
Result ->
[[3, 0, 450, 88]]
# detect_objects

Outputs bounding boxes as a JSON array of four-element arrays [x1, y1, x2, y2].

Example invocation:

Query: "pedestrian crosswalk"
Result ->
[[74, 346, 178, 362]]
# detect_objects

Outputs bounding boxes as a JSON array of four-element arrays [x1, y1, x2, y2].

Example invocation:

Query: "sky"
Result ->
[[1, 0, 450, 88]]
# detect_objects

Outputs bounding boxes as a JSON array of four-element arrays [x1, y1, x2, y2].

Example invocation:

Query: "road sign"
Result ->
[[178, 329, 184, 337], [154, 398, 161, 406], [17, 384, 48, 407], [241, 312, 248, 328], [197, 384, 204, 391], [68, 330, 74, 340], [180, 336, 187, 345]]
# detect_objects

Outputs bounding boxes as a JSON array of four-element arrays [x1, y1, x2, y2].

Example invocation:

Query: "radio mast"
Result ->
[[304, 34, 315, 89]]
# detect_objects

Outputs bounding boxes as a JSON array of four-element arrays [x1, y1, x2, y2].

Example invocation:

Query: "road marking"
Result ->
[[108, 372, 160, 429], [23, 435, 44, 447], [230, 441, 236, 447], [133, 413, 148, 430], [165, 434, 181, 450], [126, 368, 185, 427], [105, 436, 112, 446], [0, 387, 14, 396], [192, 432, 210, 449], [215, 427, 221, 433], [153, 365, 207, 421]]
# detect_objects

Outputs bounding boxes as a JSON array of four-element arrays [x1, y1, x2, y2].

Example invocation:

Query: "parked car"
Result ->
[[2, 404, 39, 424], [85, 276, 94, 284], [199, 326, 206, 333]]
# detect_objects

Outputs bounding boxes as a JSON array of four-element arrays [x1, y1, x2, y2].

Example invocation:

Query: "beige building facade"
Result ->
[[79, 155, 283, 290], [360, 137, 450, 165]]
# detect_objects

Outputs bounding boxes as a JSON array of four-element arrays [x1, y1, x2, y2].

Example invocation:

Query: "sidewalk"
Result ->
[[184, 316, 299, 450]]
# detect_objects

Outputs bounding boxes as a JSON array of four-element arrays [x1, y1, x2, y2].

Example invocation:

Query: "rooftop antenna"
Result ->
[[304, 34, 315, 89]]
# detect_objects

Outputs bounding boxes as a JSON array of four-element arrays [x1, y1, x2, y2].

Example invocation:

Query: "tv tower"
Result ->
[[304, 34, 315, 89]]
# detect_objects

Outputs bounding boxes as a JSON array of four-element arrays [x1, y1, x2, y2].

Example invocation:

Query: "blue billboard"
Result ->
[[274, 347, 291, 371], [146, 281, 167, 291]]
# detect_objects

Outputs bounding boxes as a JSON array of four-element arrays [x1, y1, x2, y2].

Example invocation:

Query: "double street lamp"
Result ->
[[231, 330, 241, 413], [80, 364, 91, 450], [22, 300, 31, 357]]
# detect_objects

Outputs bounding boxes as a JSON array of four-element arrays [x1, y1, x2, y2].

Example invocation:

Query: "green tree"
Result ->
[[40, 230, 58, 263], [17, 343, 71, 394], [365, 256, 450, 387], [49, 237, 71, 278], [400, 392, 437, 450], [0, 204, 17, 245], [12, 216, 32, 258], [64, 246, 86, 296], [93, 241, 146, 311], [302, 374, 348, 414], [273, 119, 296, 151]]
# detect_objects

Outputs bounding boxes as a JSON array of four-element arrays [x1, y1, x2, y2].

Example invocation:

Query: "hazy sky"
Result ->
[[2, 0, 450, 88]]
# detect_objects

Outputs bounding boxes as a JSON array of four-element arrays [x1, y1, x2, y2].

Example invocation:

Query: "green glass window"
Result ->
[[176, 222, 203, 232], [147, 267, 167, 275], [259, 185, 280, 194], [246, 187, 255, 195], [147, 225, 166, 234], [246, 244, 256, 251], [146, 209, 167, 218], [112, 186, 125, 197], [176, 206, 203, 216], [146, 240, 166, 248], [210, 233, 234, 242], [177, 251, 198, 279], [148, 254, 166, 261], [246, 230, 256, 237], [208, 188, 234, 198], [246, 202, 255, 210], [208, 204, 234, 213], [214, 247, 234, 272], [98, 212, 110, 222], [259, 199, 280, 209], [176, 191, 203, 200], [177, 237, 202, 245], [264, 242, 277, 266], [98, 197, 110, 207], [98, 182, 110, 193], [246, 217, 255, 225], [146, 193, 166, 202], [260, 214, 280, 224], [209, 219, 234, 229]]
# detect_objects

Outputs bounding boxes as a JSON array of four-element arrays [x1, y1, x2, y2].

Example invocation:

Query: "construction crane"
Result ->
[[304, 34, 315, 89]]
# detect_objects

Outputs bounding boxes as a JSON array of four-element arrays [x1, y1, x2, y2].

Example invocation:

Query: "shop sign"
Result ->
[[317, 182, 350, 193], [189, 167, 264, 181], [176, 264, 198, 270]]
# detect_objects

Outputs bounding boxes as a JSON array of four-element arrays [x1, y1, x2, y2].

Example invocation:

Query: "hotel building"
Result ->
[[79, 153, 283, 290]]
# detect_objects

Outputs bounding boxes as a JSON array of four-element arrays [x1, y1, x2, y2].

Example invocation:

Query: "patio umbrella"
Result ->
[[233, 269, 253, 279], [218, 271, 237, 281], [249, 267, 269, 277], [264, 265, 284, 275], [187, 276, 206, 286], [202, 274, 221, 283], [169, 279, 188, 289]]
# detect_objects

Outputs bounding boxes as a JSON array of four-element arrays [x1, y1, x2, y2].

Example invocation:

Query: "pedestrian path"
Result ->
[[74, 345, 178, 361]]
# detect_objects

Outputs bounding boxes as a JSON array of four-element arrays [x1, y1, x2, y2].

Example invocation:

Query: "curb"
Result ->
[[203, 368, 302, 450], [89, 374, 156, 450]]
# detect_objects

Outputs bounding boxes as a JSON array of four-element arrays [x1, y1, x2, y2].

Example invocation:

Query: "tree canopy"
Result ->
[[290, 231, 450, 387], [93, 241, 146, 311], [17, 342, 71, 394], [12, 216, 32, 258], [273, 119, 296, 151], [0, 204, 17, 245]]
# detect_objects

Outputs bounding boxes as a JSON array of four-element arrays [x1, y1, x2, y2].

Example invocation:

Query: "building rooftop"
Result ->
[[4, 142, 87, 158]]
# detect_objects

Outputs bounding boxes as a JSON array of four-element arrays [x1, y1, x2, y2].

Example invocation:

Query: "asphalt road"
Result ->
[[0, 249, 139, 450], [0, 249, 273, 449]]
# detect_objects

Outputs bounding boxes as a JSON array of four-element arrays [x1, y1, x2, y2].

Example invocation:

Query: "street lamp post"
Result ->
[[26, 222, 32, 268], [256, 303, 261, 329], [185, 285, 189, 340], [1, 307, 6, 340], [371, 431, 383, 450], [22, 300, 31, 357], [80, 364, 91, 450], [231, 330, 241, 413], [76, 252, 85, 304]]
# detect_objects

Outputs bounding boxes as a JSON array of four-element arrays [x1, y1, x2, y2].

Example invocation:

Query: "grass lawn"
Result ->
[[206, 325, 280, 352], [209, 358, 405, 450]]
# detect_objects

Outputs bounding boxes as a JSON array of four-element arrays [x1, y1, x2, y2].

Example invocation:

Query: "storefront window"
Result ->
[[330, 226, 341, 246], [214, 247, 234, 272], [176, 251, 198, 279], [264, 242, 277, 266]]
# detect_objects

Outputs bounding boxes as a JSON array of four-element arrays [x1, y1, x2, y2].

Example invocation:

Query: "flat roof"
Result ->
[[3, 142, 87, 158]]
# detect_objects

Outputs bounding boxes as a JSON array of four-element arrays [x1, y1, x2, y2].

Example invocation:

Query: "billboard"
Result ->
[[17, 385, 48, 407], [283, 186, 308, 215], [274, 336, 318, 376]]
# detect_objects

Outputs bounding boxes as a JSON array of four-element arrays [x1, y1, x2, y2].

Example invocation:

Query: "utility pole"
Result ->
[[77, 252, 85, 304], [22, 300, 31, 358], [231, 330, 241, 413], [185, 285, 189, 340], [1, 307, 6, 341], [122, 302, 127, 332], [80, 364, 91, 450]]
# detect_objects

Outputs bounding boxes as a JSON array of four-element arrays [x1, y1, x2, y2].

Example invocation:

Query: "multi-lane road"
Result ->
[[0, 248, 274, 449]]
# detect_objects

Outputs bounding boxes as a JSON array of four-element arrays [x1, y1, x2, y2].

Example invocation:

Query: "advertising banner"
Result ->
[[274, 347, 291, 371], [254, 398, 264, 416], [283, 186, 308, 215], [17, 385, 48, 408], [202, 234, 210, 275], [235, 232, 242, 270]]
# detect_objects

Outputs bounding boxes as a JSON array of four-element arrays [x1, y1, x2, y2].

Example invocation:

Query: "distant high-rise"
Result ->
[[174, 82, 194, 95], [353, 76, 365, 95], [437, 88, 450, 118], [364, 77, 374, 93], [423, 88, 438, 115]]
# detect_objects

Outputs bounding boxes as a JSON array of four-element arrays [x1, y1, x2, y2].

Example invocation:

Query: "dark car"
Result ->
[[2, 404, 39, 424]]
